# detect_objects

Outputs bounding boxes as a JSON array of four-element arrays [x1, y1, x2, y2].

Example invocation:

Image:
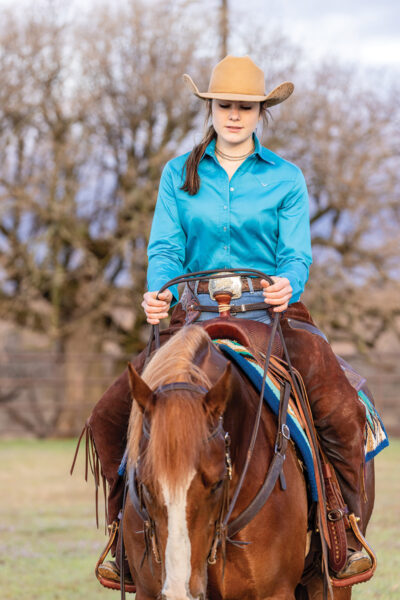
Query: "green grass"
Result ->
[[0, 439, 110, 600], [0, 438, 398, 599], [353, 438, 400, 599]]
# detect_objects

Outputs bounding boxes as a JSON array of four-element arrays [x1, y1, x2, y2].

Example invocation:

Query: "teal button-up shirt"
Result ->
[[147, 134, 312, 304]]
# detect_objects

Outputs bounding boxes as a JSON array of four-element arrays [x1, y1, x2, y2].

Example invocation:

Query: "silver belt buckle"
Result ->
[[208, 272, 242, 300]]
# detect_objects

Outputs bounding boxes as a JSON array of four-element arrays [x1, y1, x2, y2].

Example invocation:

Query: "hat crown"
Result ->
[[208, 55, 265, 97]]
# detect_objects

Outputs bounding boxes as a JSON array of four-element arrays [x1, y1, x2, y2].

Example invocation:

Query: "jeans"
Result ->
[[194, 289, 272, 324]]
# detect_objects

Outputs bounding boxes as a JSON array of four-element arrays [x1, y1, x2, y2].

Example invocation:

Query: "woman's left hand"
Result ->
[[260, 277, 292, 313]]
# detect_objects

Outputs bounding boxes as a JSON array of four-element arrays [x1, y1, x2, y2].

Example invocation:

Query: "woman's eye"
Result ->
[[219, 104, 230, 109], [240, 106, 252, 110]]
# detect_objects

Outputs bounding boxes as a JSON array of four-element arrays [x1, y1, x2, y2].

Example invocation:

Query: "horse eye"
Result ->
[[211, 480, 224, 494]]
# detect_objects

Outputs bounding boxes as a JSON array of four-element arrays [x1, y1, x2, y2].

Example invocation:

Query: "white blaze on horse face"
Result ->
[[161, 471, 196, 600]]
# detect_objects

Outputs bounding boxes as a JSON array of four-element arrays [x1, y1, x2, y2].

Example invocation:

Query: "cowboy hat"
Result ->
[[183, 55, 294, 106]]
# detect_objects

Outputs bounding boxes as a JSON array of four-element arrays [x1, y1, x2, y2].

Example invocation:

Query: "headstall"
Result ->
[[127, 381, 233, 575]]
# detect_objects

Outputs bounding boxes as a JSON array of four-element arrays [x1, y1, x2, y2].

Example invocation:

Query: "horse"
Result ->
[[122, 324, 308, 600], [122, 323, 375, 600]]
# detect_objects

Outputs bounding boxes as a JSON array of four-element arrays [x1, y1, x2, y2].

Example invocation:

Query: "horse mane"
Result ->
[[127, 325, 213, 495]]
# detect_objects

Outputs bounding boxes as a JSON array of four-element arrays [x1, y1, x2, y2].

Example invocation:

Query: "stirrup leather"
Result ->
[[95, 521, 136, 593], [331, 514, 377, 587]]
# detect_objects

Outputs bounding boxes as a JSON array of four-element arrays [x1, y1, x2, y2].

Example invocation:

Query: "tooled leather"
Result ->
[[322, 462, 348, 573], [200, 317, 283, 363], [180, 285, 201, 324], [331, 513, 377, 587]]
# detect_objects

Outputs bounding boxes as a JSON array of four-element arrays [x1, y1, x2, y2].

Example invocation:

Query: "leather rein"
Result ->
[[146, 269, 292, 537]]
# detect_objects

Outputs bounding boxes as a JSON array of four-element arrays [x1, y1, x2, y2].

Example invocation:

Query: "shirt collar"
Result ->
[[202, 133, 275, 165], [253, 134, 276, 165], [204, 137, 217, 158]]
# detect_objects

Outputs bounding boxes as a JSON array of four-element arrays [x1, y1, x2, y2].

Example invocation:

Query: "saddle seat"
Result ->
[[200, 316, 283, 364]]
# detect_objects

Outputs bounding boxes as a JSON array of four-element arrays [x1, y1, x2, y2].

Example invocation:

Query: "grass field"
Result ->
[[0, 438, 399, 599]]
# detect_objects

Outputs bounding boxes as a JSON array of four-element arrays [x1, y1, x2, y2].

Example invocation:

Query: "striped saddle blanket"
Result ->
[[213, 339, 389, 501]]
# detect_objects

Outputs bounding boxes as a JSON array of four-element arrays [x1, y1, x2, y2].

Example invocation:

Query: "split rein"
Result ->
[[134, 271, 289, 554], [146, 268, 286, 536]]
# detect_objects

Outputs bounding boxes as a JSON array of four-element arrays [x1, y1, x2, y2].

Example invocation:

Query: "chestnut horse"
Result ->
[[123, 324, 367, 600], [123, 324, 308, 600]]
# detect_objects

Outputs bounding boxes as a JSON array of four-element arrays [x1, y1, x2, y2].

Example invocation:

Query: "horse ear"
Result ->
[[127, 362, 153, 413], [204, 362, 232, 419]]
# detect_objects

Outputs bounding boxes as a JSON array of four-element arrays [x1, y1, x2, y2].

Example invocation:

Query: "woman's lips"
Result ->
[[226, 126, 242, 132]]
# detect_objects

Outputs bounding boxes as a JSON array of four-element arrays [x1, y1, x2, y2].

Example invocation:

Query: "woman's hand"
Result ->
[[260, 277, 292, 313], [142, 289, 173, 324]]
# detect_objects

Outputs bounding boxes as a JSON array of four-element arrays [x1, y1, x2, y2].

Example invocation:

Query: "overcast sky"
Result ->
[[0, 0, 398, 70], [230, 0, 400, 68]]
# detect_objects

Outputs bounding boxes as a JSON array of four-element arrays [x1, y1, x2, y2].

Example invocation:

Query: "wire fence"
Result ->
[[0, 351, 127, 438], [0, 351, 399, 438]]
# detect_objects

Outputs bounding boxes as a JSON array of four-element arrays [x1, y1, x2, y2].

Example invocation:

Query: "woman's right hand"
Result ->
[[141, 290, 173, 325]]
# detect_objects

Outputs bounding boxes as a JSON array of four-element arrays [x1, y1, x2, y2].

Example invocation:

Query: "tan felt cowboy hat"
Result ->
[[183, 55, 294, 106]]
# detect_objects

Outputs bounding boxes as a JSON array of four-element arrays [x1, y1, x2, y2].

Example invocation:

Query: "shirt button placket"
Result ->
[[222, 181, 229, 269], [222, 178, 230, 268], [226, 185, 232, 262], [223, 200, 228, 256]]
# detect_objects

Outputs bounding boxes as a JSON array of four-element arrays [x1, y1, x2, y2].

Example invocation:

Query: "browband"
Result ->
[[155, 382, 208, 395]]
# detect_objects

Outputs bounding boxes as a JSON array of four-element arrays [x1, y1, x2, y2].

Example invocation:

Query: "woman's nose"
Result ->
[[229, 106, 240, 120]]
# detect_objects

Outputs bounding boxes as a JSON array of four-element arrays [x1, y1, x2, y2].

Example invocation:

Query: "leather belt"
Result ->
[[191, 302, 268, 313], [196, 277, 264, 295]]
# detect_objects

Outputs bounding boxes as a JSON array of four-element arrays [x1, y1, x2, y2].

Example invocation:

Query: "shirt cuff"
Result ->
[[275, 267, 307, 303]]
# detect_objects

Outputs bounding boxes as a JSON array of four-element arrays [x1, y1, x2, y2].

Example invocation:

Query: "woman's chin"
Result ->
[[220, 131, 251, 145]]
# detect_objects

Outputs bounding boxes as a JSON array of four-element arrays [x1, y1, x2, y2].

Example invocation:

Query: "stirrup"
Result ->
[[331, 514, 377, 587], [95, 521, 136, 593]]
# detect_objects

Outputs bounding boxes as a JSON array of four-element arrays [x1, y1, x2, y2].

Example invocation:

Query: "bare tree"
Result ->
[[266, 62, 400, 350], [0, 1, 214, 347], [0, 1, 216, 434], [0, 1, 398, 437]]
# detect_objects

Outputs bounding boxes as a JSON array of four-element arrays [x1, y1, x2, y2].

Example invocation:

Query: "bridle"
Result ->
[[120, 268, 332, 600], [125, 381, 233, 583]]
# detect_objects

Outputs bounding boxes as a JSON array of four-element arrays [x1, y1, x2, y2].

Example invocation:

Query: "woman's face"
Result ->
[[211, 99, 261, 146]]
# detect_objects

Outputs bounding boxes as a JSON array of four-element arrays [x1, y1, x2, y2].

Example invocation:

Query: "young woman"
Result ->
[[143, 56, 307, 326], [90, 56, 372, 589]]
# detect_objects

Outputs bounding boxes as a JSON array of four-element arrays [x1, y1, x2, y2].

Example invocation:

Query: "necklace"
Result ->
[[215, 144, 254, 162]]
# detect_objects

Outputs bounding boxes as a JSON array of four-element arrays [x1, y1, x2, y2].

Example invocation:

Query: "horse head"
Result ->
[[125, 325, 233, 600]]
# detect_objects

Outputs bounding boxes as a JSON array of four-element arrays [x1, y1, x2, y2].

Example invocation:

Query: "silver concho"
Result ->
[[208, 272, 243, 300]]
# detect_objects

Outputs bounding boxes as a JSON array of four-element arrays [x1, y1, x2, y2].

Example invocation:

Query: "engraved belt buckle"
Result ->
[[208, 272, 242, 300]]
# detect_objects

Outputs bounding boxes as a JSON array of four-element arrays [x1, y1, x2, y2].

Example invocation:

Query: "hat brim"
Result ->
[[183, 74, 294, 107]]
